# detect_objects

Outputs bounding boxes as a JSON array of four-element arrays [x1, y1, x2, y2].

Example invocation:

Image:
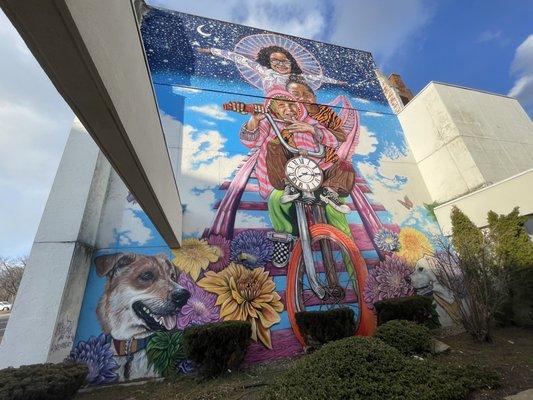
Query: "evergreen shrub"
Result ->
[[295, 307, 356, 347], [0, 361, 88, 400], [184, 321, 251, 377], [375, 295, 440, 328], [374, 319, 431, 356], [264, 336, 499, 400]]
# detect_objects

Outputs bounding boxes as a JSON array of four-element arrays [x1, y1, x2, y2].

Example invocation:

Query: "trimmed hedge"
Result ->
[[184, 321, 251, 377], [0, 361, 88, 400], [375, 319, 431, 356], [375, 295, 440, 328], [295, 308, 356, 347], [264, 336, 499, 400]]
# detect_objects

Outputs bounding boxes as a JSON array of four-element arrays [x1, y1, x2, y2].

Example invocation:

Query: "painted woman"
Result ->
[[196, 33, 347, 92]]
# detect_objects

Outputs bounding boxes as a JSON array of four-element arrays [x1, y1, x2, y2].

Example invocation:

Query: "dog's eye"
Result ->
[[171, 273, 177, 281], [139, 271, 154, 281]]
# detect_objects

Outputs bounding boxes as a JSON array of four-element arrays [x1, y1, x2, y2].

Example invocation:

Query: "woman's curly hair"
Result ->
[[256, 46, 302, 74]]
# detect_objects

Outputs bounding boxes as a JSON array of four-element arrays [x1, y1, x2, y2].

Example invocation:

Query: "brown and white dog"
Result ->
[[95, 252, 190, 381]]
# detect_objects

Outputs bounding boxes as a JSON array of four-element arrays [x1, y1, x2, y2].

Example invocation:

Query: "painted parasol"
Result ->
[[234, 33, 323, 90]]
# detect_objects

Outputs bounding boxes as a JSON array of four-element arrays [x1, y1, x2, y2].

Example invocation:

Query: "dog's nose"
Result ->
[[171, 289, 190, 306]]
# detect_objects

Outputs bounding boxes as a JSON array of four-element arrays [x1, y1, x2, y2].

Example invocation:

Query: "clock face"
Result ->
[[285, 156, 323, 192]]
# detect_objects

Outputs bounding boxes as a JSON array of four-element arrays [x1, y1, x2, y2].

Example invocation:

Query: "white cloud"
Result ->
[[363, 111, 382, 117], [328, 0, 435, 64], [164, 114, 245, 236], [0, 10, 73, 257], [358, 154, 441, 236], [148, 0, 434, 63], [236, 1, 327, 39], [172, 86, 201, 94], [508, 35, 533, 115], [117, 209, 153, 246], [355, 125, 378, 156], [95, 171, 154, 248], [475, 30, 502, 44], [186, 104, 235, 121], [234, 212, 269, 229]]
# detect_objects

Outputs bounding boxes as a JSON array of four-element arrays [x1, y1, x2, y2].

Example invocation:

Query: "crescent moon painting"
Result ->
[[196, 24, 211, 38]]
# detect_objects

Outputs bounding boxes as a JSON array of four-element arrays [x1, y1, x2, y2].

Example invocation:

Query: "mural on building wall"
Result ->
[[71, 7, 455, 383]]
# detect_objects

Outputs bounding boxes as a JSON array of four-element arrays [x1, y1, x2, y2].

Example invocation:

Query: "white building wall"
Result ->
[[434, 84, 533, 185], [434, 168, 533, 235], [0, 122, 111, 368], [398, 82, 533, 204]]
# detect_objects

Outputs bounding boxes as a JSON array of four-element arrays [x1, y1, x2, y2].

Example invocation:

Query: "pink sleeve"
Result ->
[[240, 120, 270, 149]]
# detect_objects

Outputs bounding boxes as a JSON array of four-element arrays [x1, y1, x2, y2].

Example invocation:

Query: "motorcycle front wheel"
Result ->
[[285, 224, 376, 347]]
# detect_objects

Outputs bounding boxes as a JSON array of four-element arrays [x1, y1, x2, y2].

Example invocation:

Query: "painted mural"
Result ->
[[71, 6, 455, 384]]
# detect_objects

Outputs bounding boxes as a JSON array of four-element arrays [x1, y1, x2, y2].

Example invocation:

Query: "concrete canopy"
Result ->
[[1, 0, 182, 247]]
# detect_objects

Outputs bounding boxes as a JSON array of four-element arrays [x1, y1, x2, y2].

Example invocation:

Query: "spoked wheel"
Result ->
[[286, 224, 377, 347]]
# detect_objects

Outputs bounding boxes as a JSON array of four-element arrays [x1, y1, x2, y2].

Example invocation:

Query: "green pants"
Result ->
[[267, 189, 353, 239]]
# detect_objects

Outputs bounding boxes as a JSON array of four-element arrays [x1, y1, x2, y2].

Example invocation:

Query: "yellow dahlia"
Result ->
[[397, 227, 434, 264], [198, 263, 283, 349], [171, 238, 220, 281]]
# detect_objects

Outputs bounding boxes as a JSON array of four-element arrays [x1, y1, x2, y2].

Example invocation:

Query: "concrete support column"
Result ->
[[0, 121, 111, 367]]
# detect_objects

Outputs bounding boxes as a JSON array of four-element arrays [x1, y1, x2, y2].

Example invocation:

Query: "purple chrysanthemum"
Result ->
[[177, 274, 220, 330], [69, 334, 119, 385], [207, 234, 231, 272], [363, 255, 415, 310], [230, 230, 274, 268], [373, 229, 400, 252]]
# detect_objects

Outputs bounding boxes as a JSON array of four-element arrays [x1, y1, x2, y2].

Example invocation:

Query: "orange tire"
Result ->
[[286, 224, 377, 347]]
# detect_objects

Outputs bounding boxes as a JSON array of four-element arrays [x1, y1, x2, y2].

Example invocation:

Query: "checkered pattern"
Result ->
[[272, 241, 291, 268]]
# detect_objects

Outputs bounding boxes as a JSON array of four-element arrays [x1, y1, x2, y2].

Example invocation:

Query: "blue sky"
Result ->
[[0, 0, 531, 257]]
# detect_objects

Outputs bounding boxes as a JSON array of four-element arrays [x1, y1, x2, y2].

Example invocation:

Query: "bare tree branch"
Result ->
[[0, 256, 26, 301]]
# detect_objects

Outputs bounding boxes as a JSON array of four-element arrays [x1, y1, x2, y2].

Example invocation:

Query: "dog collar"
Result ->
[[111, 336, 151, 356]]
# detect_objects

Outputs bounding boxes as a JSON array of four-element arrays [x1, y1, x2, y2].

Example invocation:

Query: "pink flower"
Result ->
[[176, 274, 220, 329], [363, 255, 415, 310]]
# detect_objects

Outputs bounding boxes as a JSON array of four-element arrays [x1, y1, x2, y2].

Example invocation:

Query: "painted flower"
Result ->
[[176, 273, 220, 329], [397, 227, 434, 264], [198, 263, 283, 349], [178, 359, 194, 374], [363, 255, 415, 310], [373, 229, 400, 252], [230, 230, 274, 269], [172, 238, 220, 281], [69, 334, 119, 385], [207, 234, 231, 272]]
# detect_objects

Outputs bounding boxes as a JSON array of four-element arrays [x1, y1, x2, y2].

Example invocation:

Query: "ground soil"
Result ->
[[435, 326, 533, 400], [75, 327, 533, 400]]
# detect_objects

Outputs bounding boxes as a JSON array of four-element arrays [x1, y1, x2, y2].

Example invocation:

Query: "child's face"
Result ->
[[270, 98, 300, 121], [269, 52, 292, 75]]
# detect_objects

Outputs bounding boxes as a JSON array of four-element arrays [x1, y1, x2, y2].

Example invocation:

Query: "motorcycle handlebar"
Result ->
[[223, 102, 326, 158], [223, 103, 257, 113]]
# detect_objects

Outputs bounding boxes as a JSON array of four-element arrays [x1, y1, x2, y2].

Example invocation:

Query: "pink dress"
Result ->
[[239, 88, 338, 198]]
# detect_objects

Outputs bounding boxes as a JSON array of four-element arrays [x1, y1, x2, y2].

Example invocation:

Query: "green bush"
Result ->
[[375, 295, 440, 328], [0, 361, 88, 400], [374, 320, 431, 356], [295, 308, 356, 347], [184, 321, 251, 377], [487, 207, 533, 327], [264, 336, 499, 400]]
